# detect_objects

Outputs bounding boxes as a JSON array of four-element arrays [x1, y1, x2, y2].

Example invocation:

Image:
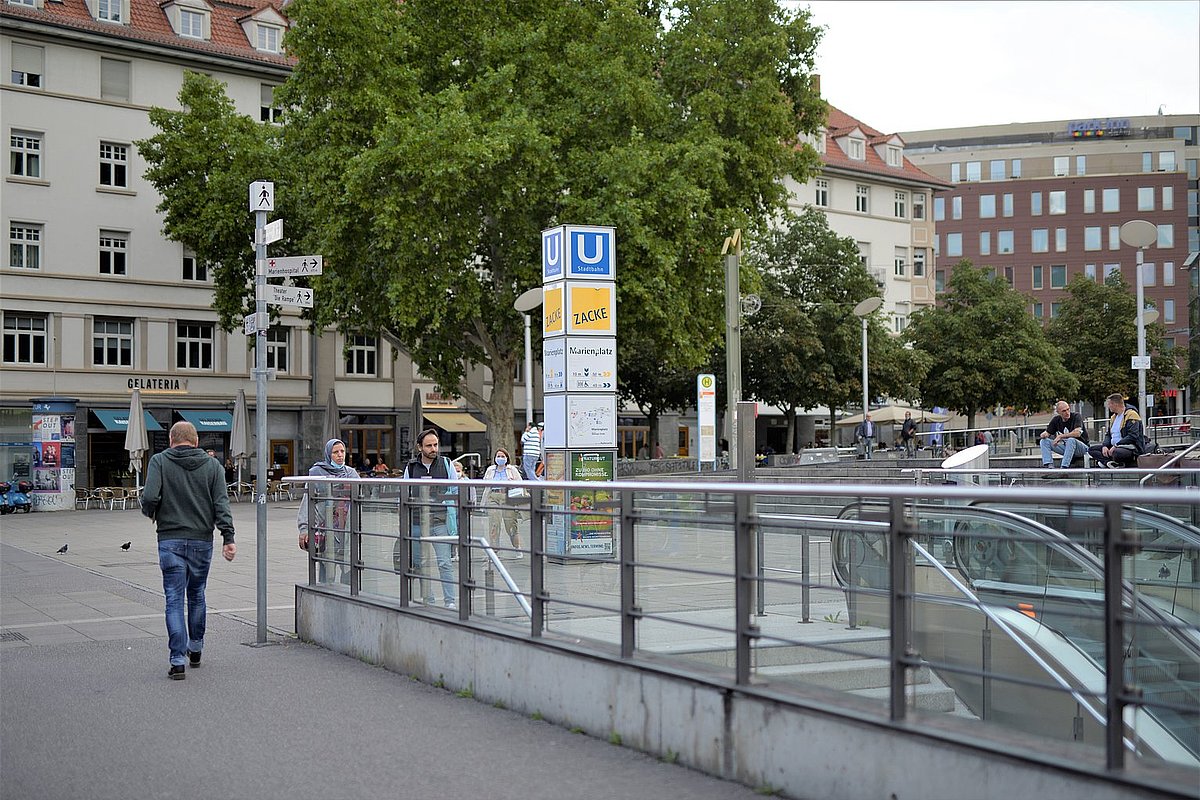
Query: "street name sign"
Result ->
[[255, 218, 283, 245]]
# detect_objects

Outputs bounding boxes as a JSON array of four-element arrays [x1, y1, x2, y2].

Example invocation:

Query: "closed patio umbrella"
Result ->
[[323, 387, 340, 444], [230, 388, 251, 486], [410, 388, 423, 458], [123, 389, 149, 493]]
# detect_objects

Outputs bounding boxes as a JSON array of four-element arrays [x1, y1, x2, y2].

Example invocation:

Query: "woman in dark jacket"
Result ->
[[296, 438, 357, 582]]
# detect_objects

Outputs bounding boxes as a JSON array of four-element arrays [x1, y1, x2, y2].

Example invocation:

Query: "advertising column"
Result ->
[[30, 397, 77, 512], [541, 225, 617, 558]]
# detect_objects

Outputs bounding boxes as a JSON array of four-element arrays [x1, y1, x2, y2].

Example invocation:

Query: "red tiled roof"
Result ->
[[817, 105, 949, 189], [1, 0, 294, 69]]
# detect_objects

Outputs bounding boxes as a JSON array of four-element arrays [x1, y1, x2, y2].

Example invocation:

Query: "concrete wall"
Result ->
[[296, 587, 1190, 800]]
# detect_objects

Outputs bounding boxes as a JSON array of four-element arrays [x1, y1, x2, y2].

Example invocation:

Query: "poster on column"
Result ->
[[543, 450, 568, 556], [567, 395, 617, 449], [567, 451, 614, 556]]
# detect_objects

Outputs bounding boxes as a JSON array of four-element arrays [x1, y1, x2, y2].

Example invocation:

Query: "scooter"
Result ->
[[6, 479, 32, 513], [0, 482, 10, 514]]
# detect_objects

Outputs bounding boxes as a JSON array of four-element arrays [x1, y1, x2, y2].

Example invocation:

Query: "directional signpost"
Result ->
[[259, 284, 314, 308], [263, 255, 323, 277]]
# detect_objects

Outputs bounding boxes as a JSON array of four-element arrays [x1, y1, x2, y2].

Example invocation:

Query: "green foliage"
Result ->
[[905, 262, 1076, 427], [137, 0, 828, 452], [608, 731, 623, 746], [570, 726, 584, 734], [492, 700, 507, 710], [530, 711, 544, 721], [455, 684, 474, 699], [1047, 273, 1182, 409], [662, 749, 679, 764]]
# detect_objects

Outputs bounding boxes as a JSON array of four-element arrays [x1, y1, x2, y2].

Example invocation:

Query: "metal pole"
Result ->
[[1102, 500, 1126, 769], [725, 252, 741, 471], [1136, 247, 1147, 423], [254, 206, 268, 644], [523, 313, 534, 426], [861, 315, 870, 417]]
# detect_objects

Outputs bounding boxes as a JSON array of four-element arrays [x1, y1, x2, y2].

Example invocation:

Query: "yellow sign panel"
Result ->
[[543, 284, 564, 336], [567, 282, 616, 335]]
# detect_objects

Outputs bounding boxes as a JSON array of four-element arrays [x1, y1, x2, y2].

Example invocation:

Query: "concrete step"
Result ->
[[670, 637, 889, 669], [849, 682, 958, 713], [755, 657, 930, 691]]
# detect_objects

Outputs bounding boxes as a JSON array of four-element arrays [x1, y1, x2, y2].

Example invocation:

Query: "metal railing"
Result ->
[[288, 474, 1200, 792]]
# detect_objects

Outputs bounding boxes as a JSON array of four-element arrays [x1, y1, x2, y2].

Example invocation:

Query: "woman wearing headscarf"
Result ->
[[297, 438, 357, 584]]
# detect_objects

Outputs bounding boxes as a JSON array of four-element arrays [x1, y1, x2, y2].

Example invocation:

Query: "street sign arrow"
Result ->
[[259, 284, 314, 308], [263, 255, 323, 277], [255, 218, 283, 245]]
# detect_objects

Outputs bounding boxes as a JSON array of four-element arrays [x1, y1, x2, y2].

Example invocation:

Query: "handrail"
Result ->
[[1140, 439, 1200, 485]]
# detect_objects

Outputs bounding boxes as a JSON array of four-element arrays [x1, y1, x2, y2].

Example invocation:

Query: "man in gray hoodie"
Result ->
[[142, 421, 236, 680]]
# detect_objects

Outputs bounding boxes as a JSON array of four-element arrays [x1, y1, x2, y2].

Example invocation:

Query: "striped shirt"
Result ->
[[521, 428, 542, 459]]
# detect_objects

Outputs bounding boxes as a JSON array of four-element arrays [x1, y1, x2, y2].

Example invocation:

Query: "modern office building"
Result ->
[[1, 0, 502, 508], [902, 114, 1199, 416]]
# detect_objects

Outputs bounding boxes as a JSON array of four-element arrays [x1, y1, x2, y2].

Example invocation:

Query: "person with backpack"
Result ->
[[399, 428, 459, 609], [1088, 393, 1148, 469]]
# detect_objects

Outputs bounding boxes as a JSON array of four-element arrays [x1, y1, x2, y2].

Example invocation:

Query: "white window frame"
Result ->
[[9, 223, 41, 269], [177, 322, 214, 370], [1031, 229, 1049, 253], [893, 246, 907, 277], [99, 57, 131, 102], [912, 249, 926, 278], [179, 8, 204, 38], [854, 185, 869, 214], [998, 230, 1014, 254], [265, 326, 289, 373], [1102, 188, 1120, 212], [1164, 299, 1175, 324], [10, 42, 43, 88], [1050, 265, 1067, 289], [893, 191, 906, 218], [1137, 187, 1154, 212], [1164, 261, 1175, 287], [1049, 190, 1066, 215], [260, 84, 283, 124], [912, 193, 925, 221], [99, 230, 128, 275], [847, 138, 864, 161], [96, 0, 124, 23], [256, 23, 281, 53], [92, 317, 133, 367], [99, 141, 128, 188], [813, 178, 829, 207], [9, 131, 42, 178], [2, 313, 46, 365], [345, 334, 377, 376], [886, 146, 901, 167], [182, 248, 207, 282]]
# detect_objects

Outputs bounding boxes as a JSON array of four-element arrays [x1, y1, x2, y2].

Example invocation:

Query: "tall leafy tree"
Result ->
[[742, 209, 927, 442], [139, 0, 828, 454], [1047, 272, 1182, 410], [905, 261, 1077, 429]]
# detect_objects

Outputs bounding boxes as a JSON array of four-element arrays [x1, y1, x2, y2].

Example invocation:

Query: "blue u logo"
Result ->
[[543, 229, 563, 278], [568, 229, 612, 276]]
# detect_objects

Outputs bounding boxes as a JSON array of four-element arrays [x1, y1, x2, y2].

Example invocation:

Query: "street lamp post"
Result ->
[[1120, 220, 1158, 422], [853, 296, 883, 418], [514, 287, 544, 427]]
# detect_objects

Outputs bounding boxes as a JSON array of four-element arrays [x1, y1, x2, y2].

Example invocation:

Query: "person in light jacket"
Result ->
[[481, 447, 523, 559]]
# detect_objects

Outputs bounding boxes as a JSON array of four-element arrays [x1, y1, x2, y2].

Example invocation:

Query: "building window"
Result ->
[[847, 138, 864, 160], [1137, 187, 1154, 211], [92, 318, 132, 366], [1050, 265, 1066, 289], [345, 335, 377, 376], [1108, 226, 1121, 250], [177, 322, 213, 370], [979, 231, 991, 256], [951, 196, 962, 220], [1050, 302, 1061, 319], [1011, 159, 1021, 178], [1030, 192, 1042, 216], [10, 131, 41, 178], [1001, 193, 1013, 217], [1143, 262, 1156, 287], [814, 178, 829, 207], [1158, 151, 1176, 171], [182, 249, 207, 282], [856, 242, 870, 267], [1190, 159, 1199, 180], [893, 246, 907, 277], [1156, 224, 1173, 248], [933, 196, 945, 221], [1085, 264, 1096, 281], [1053, 156, 1069, 177], [1031, 229, 1049, 253], [260, 84, 282, 123], [893, 191, 906, 218], [1164, 261, 1175, 287], [935, 269, 945, 293], [1102, 188, 1119, 212], [886, 146, 901, 167], [9, 223, 41, 269], [1003, 266, 1014, 286], [966, 161, 981, 182], [1032, 302, 1042, 319], [180, 9, 204, 38], [1164, 299, 1175, 324], [979, 194, 996, 219], [894, 315, 907, 333], [99, 142, 128, 187], [855, 185, 869, 213], [1162, 186, 1173, 211], [998, 230, 1013, 254], [1055, 228, 1067, 253], [256, 24, 281, 53], [3, 314, 46, 364], [950, 163, 961, 183], [989, 160, 1004, 180], [265, 326, 288, 372], [100, 57, 130, 102], [1191, 189, 1200, 217], [1076, 155, 1086, 175], [1084, 227, 1101, 251], [946, 233, 962, 257], [1142, 152, 1152, 172], [1103, 263, 1121, 284], [1083, 189, 1095, 214], [97, 0, 123, 22], [99, 231, 127, 275], [1032, 265, 1043, 290], [11, 42, 43, 88], [912, 249, 925, 278], [912, 193, 925, 220], [1049, 190, 1066, 215]]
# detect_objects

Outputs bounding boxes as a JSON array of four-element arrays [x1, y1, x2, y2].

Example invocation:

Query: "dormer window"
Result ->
[[816, 130, 826, 154], [257, 24, 281, 53], [97, 0, 123, 22], [164, 0, 213, 40], [886, 146, 902, 167], [847, 137, 864, 160], [180, 9, 204, 37]]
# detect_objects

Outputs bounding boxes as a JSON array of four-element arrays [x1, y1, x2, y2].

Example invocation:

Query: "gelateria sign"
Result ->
[[127, 375, 188, 393]]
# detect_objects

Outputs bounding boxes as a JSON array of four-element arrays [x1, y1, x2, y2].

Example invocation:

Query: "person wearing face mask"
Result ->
[[481, 447, 523, 559], [297, 438, 357, 585]]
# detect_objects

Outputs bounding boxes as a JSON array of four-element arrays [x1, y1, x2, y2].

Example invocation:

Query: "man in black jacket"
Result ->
[[1039, 401, 1088, 469], [142, 421, 236, 680], [1088, 393, 1149, 468]]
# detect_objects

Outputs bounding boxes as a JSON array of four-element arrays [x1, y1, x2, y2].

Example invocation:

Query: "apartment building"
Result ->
[[902, 114, 1199, 415], [1, 0, 502, 508]]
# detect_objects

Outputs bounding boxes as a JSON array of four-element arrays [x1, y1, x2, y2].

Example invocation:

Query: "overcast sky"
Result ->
[[793, 0, 1200, 133]]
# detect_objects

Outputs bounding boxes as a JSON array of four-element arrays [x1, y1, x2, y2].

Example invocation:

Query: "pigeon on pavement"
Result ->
[[56, 544, 68, 554], [120, 541, 132, 551]]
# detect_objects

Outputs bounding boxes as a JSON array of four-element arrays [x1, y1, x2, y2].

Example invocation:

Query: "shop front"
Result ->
[[86, 407, 164, 489]]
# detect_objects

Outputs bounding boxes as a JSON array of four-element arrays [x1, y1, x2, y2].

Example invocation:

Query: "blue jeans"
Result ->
[[1040, 437, 1083, 468], [522, 454, 542, 480], [412, 518, 456, 606], [158, 539, 214, 666]]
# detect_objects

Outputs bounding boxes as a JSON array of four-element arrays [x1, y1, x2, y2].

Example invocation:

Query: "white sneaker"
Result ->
[[444, 601, 457, 610]]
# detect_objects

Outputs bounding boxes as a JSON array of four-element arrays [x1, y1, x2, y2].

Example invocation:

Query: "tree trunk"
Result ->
[[784, 405, 796, 454]]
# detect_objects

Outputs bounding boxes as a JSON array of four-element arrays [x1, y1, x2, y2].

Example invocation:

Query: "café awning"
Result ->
[[424, 411, 486, 433], [92, 409, 163, 432], [178, 410, 234, 432]]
